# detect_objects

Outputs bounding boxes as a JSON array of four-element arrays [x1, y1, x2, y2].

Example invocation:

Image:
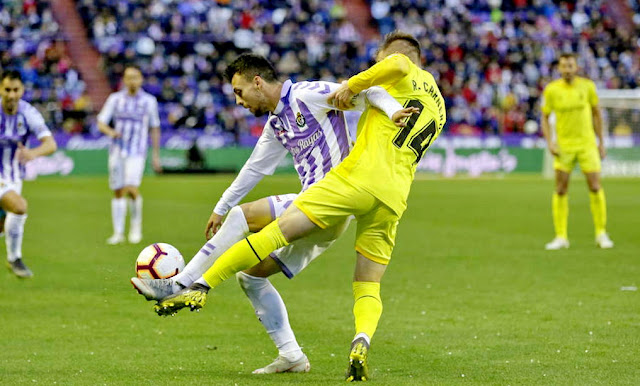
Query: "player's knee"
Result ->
[[236, 271, 268, 291], [126, 187, 139, 199], [12, 198, 28, 215], [240, 202, 268, 232], [114, 189, 124, 198]]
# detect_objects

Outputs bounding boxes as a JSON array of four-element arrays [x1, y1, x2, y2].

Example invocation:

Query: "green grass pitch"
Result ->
[[1, 174, 638, 385]]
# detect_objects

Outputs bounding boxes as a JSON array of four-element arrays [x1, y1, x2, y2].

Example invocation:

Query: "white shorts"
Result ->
[[0, 179, 22, 199], [109, 154, 146, 190], [266, 194, 351, 278]]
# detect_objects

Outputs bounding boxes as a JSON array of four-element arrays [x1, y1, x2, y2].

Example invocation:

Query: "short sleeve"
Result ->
[[97, 94, 117, 125], [25, 105, 52, 139]]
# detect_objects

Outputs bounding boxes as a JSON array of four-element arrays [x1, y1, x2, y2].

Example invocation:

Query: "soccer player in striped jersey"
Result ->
[[0, 70, 58, 278], [541, 53, 613, 250], [131, 53, 411, 374], [155, 32, 445, 381], [98, 65, 161, 245]]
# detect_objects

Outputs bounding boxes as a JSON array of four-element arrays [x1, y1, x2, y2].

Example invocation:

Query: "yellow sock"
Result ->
[[202, 220, 289, 289], [353, 282, 383, 341], [589, 189, 607, 236], [552, 193, 568, 239]]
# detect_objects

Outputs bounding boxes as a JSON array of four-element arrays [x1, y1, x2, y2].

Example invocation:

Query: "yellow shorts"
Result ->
[[294, 171, 399, 265], [553, 146, 601, 173]]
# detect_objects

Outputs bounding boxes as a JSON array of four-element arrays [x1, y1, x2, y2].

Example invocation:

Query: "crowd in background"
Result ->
[[0, 1, 91, 134], [3, 0, 639, 139], [369, 0, 640, 135]]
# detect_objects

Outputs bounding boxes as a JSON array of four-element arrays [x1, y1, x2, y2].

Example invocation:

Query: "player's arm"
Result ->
[[97, 94, 120, 138], [149, 98, 162, 172], [328, 54, 412, 109], [303, 81, 412, 127], [540, 87, 559, 156], [205, 125, 288, 239], [360, 86, 417, 127], [588, 81, 606, 159], [17, 135, 57, 163], [17, 108, 58, 163]]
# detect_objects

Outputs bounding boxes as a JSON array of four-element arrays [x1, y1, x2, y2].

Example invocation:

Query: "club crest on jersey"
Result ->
[[296, 112, 306, 127]]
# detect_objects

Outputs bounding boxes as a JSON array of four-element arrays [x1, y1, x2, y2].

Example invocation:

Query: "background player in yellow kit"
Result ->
[[156, 31, 446, 382], [541, 53, 613, 250]]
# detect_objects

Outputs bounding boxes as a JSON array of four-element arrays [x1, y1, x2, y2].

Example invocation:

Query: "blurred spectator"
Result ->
[[1, 2, 87, 133], [368, 0, 640, 134]]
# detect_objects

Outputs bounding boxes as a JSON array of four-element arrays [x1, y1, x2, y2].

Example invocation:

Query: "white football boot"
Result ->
[[595, 233, 614, 249], [252, 354, 310, 374], [131, 277, 182, 301], [106, 233, 125, 245], [545, 237, 569, 250], [128, 222, 142, 244]]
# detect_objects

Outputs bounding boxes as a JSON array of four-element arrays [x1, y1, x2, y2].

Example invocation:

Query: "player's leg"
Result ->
[[1, 187, 31, 278], [237, 258, 310, 374], [132, 196, 289, 300], [241, 218, 352, 374], [346, 202, 396, 382], [580, 148, 613, 248], [108, 155, 127, 245], [546, 155, 572, 249], [175, 198, 275, 287], [155, 172, 359, 315], [124, 156, 146, 244]]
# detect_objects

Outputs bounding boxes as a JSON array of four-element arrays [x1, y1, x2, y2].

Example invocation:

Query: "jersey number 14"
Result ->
[[392, 99, 437, 164]]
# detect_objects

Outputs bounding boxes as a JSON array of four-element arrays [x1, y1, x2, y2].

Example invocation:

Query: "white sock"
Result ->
[[111, 198, 126, 235], [5, 213, 27, 262], [353, 332, 371, 346], [236, 271, 303, 361], [129, 196, 143, 234], [174, 206, 250, 287]]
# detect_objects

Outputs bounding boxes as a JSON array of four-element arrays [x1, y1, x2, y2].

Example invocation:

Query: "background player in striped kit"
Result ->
[[98, 65, 161, 245], [0, 70, 57, 278]]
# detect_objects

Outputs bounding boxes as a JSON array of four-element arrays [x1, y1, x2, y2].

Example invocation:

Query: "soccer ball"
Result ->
[[135, 243, 185, 279]]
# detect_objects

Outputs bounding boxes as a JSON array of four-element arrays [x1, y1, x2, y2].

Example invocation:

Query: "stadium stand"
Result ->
[[0, 1, 90, 133], [8, 1, 638, 139], [368, 0, 640, 135]]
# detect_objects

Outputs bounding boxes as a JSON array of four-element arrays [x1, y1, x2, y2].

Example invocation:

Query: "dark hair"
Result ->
[[559, 52, 577, 61], [124, 64, 142, 73], [224, 53, 278, 83], [1, 70, 23, 82], [379, 31, 421, 59]]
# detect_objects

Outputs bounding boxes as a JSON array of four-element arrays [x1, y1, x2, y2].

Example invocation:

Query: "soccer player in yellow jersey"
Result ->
[[156, 31, 446, 381], [541, 53, 614, 250]]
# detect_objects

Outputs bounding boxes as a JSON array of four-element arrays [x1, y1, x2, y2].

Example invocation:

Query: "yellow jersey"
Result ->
[[541, 76, 598, 149], [335, 53, 446, 216]]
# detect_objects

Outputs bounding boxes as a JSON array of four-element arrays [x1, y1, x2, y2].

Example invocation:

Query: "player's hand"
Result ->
[[16, 143, 36, 164], [205, 212, 224, 240], [327, 81, 356, 110], [391, 107, 420, 127], [598, 143, 606, 159], [152, 155, 162, 173], [547, 143, 560, 157], [110, 129, 121, 139]]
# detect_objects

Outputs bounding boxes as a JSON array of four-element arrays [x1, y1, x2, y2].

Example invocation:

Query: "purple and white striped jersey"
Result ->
[[265, 80, 353, 191], [0, 100, 52, 182], [97, 89, 160, 157]]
